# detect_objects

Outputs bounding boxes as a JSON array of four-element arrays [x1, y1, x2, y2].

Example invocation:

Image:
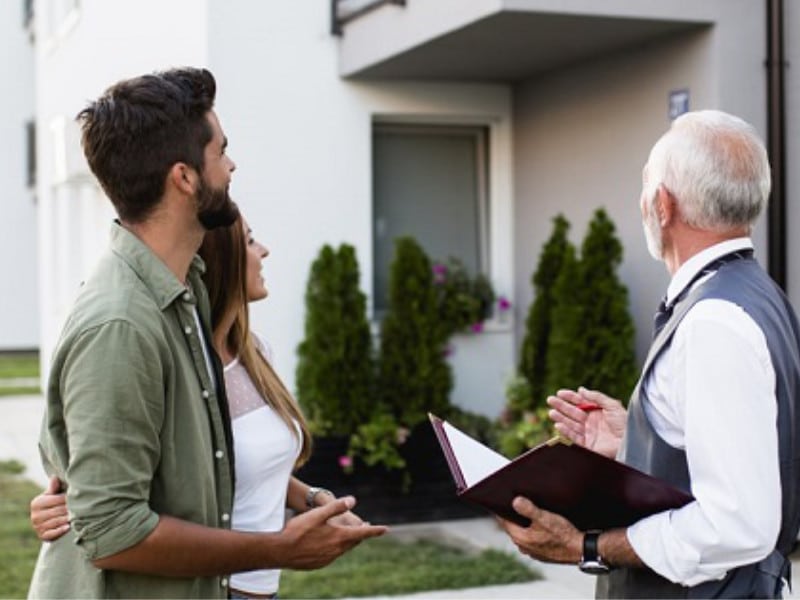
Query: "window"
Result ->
[[372, 124, 489, 313], [25, 120, 36, 188]]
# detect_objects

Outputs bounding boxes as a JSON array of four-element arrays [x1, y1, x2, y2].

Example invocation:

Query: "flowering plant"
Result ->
[[432, 257, 495, 337]]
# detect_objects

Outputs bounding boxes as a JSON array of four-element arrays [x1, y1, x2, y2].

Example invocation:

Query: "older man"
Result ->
[[500, 110, 800, 598]]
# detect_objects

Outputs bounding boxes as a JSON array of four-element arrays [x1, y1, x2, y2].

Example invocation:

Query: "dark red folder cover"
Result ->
[[429, 414, 694, 530]]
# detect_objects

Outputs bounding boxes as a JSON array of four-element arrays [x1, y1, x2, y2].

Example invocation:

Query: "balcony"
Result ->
[[333, 0, 713, 83]]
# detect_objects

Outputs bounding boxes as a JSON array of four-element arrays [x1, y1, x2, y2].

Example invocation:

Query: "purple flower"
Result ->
[[497, 296, 512, 311], [432, 263, 448, 284], [338, 455, 353, 473], [470, 321, 484, 333]]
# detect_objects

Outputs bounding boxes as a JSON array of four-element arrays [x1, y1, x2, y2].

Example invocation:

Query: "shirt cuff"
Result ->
[[627, 509, 704, 585], [73, 503, 160, 561]]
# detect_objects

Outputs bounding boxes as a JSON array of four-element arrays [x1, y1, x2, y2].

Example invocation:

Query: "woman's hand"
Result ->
[[547, 387, 627, 459], [30, 476, 70, 541]]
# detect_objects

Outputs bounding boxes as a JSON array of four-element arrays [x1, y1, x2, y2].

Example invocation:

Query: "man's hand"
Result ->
[[498, 497, 582, 564], [277, 496, 387, 569], [547, 387, 627, 459], [30, 476, 70, 542]]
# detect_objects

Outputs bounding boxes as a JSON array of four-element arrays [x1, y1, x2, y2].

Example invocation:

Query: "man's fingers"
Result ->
[[578, 386, 618, 407], [306, 496, 358, 523], [512, 496, 540, 520], [548, 393, 589, 422]]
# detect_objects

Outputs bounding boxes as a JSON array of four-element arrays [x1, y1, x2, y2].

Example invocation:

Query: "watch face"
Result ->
[[579, 560, 611, 575]]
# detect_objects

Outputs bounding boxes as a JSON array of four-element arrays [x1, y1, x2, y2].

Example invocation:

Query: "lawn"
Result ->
[[0, 352, 40, 397], [0, 457, 540, 598], [0, 460, 42, 599]]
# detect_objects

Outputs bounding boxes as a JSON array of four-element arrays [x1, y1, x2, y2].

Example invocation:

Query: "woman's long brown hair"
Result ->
[[199, 216, 312, 466]]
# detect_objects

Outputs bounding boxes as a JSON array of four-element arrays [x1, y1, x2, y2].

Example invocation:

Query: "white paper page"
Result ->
[[443, 421, 510, 488]]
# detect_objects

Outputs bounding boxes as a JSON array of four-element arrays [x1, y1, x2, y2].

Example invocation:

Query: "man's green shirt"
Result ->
[[29, 223, 235, 599]]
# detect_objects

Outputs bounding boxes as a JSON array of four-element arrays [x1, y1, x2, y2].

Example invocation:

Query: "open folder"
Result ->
[[429, 413, 694, 529]]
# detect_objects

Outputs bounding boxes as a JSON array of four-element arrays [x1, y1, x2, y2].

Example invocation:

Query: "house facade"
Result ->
[[32, 0, 799, 417], [0, 1, 37, 350]]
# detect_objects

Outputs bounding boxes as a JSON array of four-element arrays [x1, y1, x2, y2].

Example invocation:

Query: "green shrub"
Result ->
[[296, 244, 375, 435], [518, 215, 573, 411], [378, 237, 452, 428], [546, 209, 637, 402]]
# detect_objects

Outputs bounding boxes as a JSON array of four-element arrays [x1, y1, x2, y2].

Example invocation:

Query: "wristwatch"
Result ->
[[578, 531, 611, 575], [305, 486, 333, 509]]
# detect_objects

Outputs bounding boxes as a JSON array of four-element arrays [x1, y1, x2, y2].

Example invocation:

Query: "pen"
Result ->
[[577, 402, 602, 412]]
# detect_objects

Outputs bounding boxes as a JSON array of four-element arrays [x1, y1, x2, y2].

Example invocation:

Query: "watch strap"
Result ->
[[305, 486, 333, 509]]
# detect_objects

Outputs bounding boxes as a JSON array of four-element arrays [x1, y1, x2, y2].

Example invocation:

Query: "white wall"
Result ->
[[0, 2, 37, 350], [513, 30, 714, 367], [513, 0, 767, 371], [35, 0, 208, 372], [209, 0, 516, 416]]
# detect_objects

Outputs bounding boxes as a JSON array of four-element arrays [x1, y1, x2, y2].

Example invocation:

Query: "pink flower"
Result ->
[[338, 455, 353, 473], [432, 263, 447, 284], [497, 296, 512, 311], [470, 321, 484, 333], [395, 427, 411, 445]]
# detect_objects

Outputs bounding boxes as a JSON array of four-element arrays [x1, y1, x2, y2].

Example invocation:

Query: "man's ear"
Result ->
[[656, 184, 675, 227], [168, 163, 197, 196]]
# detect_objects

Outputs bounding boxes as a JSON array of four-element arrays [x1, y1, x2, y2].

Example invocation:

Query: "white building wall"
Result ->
[[34, 0, 208, 374], [0, 2, 37, 350], [513, 0, 768, 369], [209, 0, 515, 417]]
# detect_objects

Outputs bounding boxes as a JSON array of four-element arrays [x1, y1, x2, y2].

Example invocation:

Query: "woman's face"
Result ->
[[242, 219, 269, 302]]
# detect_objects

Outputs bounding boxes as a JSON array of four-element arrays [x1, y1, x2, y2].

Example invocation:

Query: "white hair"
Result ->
[[645, 110, 771, 232]]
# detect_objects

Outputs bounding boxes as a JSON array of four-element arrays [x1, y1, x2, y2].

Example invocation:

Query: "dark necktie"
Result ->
[[652, 249, 754, 339]]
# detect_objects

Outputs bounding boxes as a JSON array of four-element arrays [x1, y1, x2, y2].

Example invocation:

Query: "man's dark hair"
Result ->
[[76, 67, 217, 223]]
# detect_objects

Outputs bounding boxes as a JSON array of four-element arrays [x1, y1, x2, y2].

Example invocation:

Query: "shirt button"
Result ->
[[221, 513, 230, 522], [221, 578, 228, 588], [215, 450, 224, 459], [202, 389, 210, 399], [183, 292, 191, 301], [184, 325, 192, 334]]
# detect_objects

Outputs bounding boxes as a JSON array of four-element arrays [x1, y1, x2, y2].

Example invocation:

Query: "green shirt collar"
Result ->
[[109, 221, 206, 310]]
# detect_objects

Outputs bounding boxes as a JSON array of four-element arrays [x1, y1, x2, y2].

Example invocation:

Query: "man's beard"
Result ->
[[196, 178, 239, 230]]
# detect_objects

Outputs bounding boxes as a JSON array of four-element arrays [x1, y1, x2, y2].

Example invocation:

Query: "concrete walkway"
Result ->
[[3, 394, 798, 599]]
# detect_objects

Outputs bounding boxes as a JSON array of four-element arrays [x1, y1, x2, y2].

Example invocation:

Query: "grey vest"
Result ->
[[598, 256, 800, 599]]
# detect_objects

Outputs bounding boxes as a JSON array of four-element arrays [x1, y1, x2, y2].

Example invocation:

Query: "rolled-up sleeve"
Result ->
[[61, 320, 164, 560]]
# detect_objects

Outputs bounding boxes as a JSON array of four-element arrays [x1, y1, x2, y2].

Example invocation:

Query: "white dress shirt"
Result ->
[[626, 238, 781, 586]]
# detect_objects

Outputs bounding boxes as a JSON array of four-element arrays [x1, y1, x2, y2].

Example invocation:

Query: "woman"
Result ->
[[31, 214, 362, 599]]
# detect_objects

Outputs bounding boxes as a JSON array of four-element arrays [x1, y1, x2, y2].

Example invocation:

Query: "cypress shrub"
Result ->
[[378, 237, 452, 427], [518, 214, 573, 412], [545, 209, 637, 402], [296, 243, 374, 435]]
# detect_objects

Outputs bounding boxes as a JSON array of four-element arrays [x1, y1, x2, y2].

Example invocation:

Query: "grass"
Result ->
[[0, 352, 40, 397], [0, 460, 42, 599], [280, 535, 540, 598], [0, 457, 540, 599]]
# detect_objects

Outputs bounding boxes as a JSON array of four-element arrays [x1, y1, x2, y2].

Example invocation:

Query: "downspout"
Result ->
[[766, 0, 787, 289]]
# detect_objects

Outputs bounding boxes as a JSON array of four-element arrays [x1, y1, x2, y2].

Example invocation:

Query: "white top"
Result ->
[[226, 339, 301, 595], [627, 238, 781, 586]]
